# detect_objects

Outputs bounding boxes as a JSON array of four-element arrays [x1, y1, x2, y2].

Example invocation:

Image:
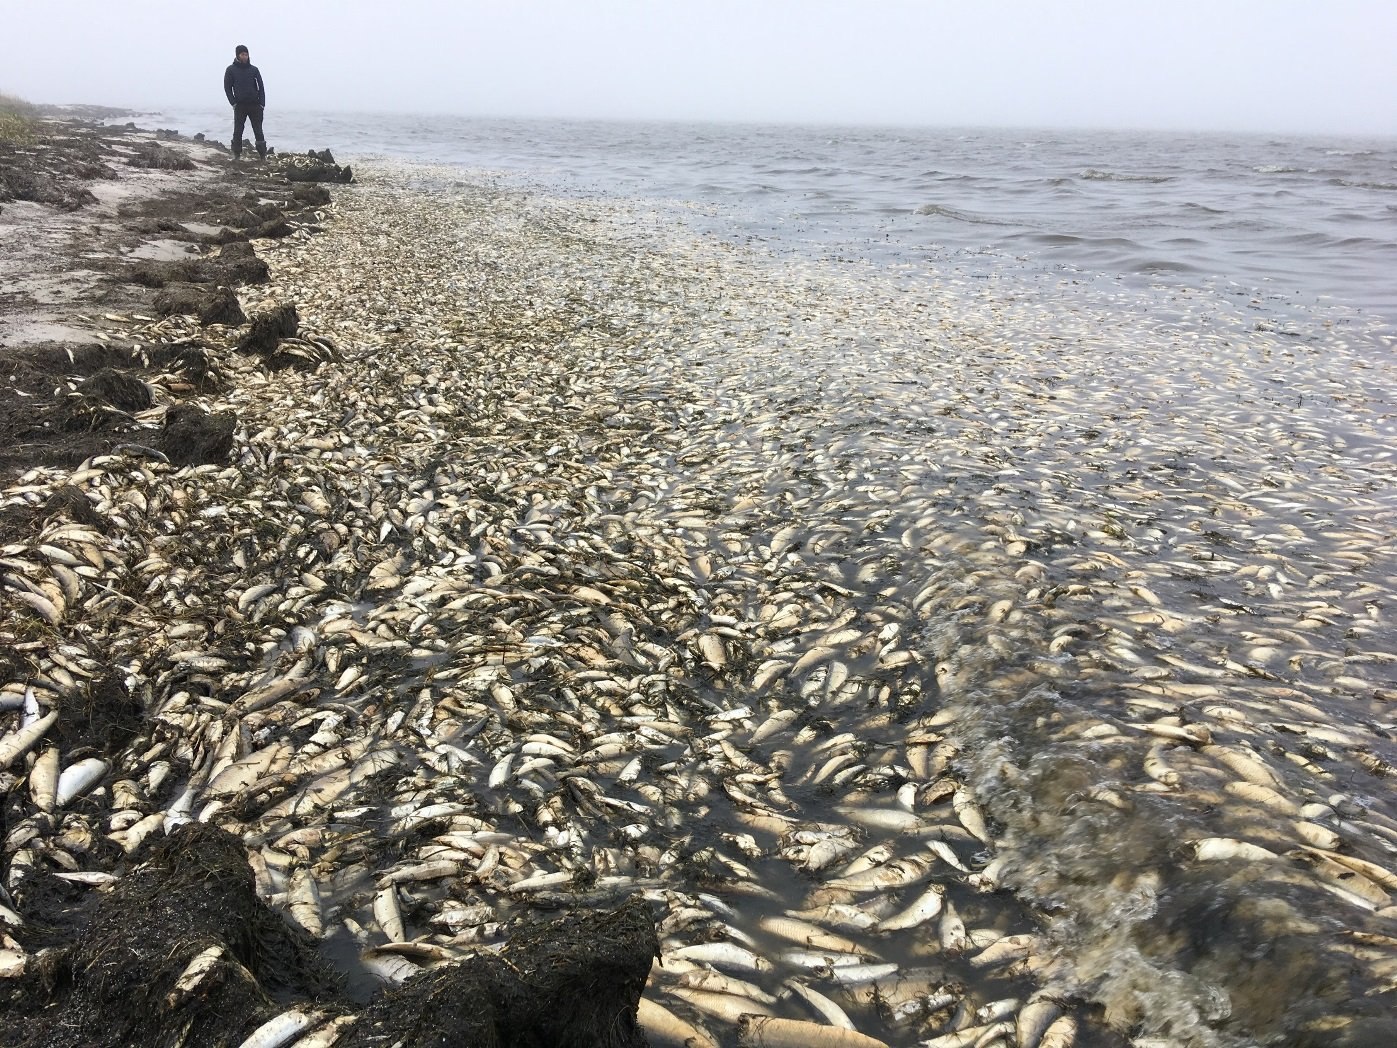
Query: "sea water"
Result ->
[[147, 108, 1397, 333]]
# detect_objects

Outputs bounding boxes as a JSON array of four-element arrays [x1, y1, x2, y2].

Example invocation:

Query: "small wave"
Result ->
[[1132, 258, 1201, 273], [755, 165, 828, 177], [912, 203, 1016, 226], [1019, 232, 1085, 246], [1253, 164, 1305, 174], [1331, 177, 1397, 192], [1080, 168, 1173, 183]]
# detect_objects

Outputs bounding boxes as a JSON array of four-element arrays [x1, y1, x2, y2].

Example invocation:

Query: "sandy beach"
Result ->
[[4, 111, 1397, 1048]]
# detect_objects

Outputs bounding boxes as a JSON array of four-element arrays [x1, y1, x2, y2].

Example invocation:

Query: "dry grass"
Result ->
[[0, 91, 38, 144]]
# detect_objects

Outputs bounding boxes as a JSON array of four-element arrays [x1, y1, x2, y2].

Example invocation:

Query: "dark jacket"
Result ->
[[224, 61, 266, 107]]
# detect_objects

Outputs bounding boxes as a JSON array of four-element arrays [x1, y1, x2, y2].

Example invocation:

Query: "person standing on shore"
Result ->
[[223, 44, 266, 161]]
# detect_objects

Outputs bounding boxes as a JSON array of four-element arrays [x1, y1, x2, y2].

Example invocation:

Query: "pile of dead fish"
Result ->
[[3, 159, 1396, 1048]]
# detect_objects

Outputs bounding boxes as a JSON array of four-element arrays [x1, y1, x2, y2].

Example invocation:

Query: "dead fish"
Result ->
[[737, 1014, 890, 1047], [233, 1008, 324, 1048], [637, 995, 718, 1048], [0, 710, 59, 769], [56, 757, 109, 808]]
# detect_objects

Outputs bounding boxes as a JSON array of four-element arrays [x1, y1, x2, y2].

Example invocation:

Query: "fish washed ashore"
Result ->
[[3, 113, 1397, 1048]]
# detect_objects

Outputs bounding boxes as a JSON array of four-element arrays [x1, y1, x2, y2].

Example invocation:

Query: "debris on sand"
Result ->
[[126, 141, 196, 171], [278, 150, 353, 184]]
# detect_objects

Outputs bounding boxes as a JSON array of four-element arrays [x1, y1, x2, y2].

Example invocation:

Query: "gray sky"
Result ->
[[7, 1, 1396, 134]]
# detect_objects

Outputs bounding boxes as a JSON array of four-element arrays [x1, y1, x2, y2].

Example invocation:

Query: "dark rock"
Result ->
[[236, 303, 299, 355], [193, 132, 206, 142], [161, 403, 236, 466]]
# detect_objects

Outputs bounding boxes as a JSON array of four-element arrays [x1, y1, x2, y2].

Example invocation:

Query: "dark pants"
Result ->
[[232, 103, 266, 158]]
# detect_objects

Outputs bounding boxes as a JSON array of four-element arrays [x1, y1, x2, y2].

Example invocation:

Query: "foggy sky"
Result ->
[[7, 0, 1395, 135]]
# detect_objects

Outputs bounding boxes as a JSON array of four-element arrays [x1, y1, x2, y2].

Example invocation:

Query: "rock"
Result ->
[[161, 403, 236, 466]]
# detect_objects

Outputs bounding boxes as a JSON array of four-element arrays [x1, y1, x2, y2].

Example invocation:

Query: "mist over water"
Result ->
[[150, 108, 1397, 330]]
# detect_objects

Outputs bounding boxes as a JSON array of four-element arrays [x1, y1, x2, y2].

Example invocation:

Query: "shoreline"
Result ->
[[3, 117, 1397, 1048], [0, 113, 348, 489]]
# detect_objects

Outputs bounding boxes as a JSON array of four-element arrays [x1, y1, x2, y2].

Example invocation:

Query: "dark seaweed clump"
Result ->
[[340, 894, 658, 1048], [1, 823, 342, 1048]]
